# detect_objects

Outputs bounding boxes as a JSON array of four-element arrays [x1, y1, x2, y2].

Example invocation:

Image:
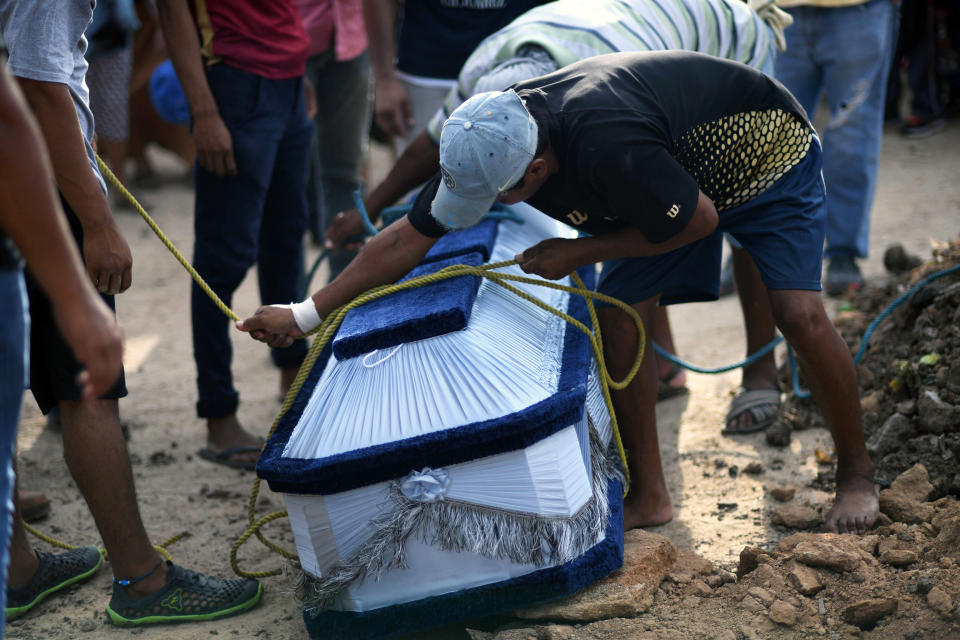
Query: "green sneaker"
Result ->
[[106, 562, 262, 626], [6, 546, 103, 621]]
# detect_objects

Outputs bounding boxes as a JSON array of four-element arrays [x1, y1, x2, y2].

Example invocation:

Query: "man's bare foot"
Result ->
[[623, 490, 675, 530], [825, 471, 878, 534], [203, 414, 262, 468]]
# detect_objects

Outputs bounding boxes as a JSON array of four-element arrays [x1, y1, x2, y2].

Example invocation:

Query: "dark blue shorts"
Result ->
[[26, 196, 127, 414], [597, 136, 826, 306]]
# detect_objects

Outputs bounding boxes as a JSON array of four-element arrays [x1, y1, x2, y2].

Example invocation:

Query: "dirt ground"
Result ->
[[7, 120, 960, 640]]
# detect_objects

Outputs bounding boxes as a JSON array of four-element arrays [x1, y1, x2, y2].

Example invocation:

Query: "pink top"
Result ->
[[296, 0, 367, 60]]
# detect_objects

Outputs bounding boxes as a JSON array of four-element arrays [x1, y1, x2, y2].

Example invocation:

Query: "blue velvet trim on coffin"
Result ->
[[302, 479, 624, 640], [332, 252, 484, 361], [421, 218, 499, 264], [257, 264, 597, 496]]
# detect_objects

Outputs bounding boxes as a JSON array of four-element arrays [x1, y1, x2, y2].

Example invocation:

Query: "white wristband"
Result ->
[[280, 299, 322, 333]]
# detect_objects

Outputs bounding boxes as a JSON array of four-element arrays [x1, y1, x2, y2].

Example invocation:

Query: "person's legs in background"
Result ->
[[723, 247, 781, 434], [191, 65, 287, 467], [778, 1, 899, 296], [87, 46, 135, 210], [305, 49, 372, 279], [818, 0, 898, 293], [257, 76, 312, 398], [650, 307, 687, 401], [900, 0, 948, 136]]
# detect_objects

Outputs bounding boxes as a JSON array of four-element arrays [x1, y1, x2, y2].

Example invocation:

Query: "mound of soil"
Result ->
[[461, 239, 960, 640], [781, 236, 960, 496]]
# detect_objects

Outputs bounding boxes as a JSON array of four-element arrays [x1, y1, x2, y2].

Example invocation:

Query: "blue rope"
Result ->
[[790, 262, 960, 399], [352, 191, 380, 236], [655, 263, 960, 399], [852, 263, 960, 365], [652, 336, 783, 375]]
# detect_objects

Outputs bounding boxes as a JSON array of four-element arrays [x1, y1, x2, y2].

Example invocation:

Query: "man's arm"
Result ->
[[363, 0, 413, 138], [155, 0, 236, 176], [239, 215, 439, 345], [15, 78, 133, 295], [0, 63, 122, 397], [516, 191, 719, 279], [325, 130, 440, 249]]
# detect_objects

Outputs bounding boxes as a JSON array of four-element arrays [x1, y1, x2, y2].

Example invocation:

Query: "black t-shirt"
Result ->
[[397, 0, 547, 79], [409, 51, 813, 242]]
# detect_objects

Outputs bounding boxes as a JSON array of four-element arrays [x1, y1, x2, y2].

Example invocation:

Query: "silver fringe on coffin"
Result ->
[[299, 419, 619, 615]]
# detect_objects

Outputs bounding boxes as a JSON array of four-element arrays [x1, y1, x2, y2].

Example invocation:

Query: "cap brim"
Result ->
[[430, 180, 498, 232]]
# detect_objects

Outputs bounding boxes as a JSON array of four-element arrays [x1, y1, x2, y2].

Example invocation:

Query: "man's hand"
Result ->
[[193, 111, 236, 176], [374, 76, 414, 139], [325, 209, 368, 250], [55, 294, 124, 398], [237, 305, 304, 348], [83, 221, 133, 295], [515, 238, 586, 280]]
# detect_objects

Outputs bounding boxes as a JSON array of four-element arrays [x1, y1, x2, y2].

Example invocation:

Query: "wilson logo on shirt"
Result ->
[[566, 210, 588, 225], [666, 204, 680, 218]]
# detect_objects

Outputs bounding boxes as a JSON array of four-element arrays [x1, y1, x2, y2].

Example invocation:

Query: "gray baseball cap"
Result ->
[[431, 90, 538, 230]]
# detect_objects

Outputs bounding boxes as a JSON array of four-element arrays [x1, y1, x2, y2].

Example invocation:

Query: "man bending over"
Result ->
[[240, 52, 878, 534]]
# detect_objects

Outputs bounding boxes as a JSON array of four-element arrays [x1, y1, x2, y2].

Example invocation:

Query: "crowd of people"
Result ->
[[0, 0, 958, 634]]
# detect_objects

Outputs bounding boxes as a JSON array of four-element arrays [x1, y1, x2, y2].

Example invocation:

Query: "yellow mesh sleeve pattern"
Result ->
[[675, 108, 812, 211]]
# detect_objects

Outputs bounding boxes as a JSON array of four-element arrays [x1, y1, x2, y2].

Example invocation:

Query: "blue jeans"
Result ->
[[192, 64, 312, 418], [305, 49, 371, 280], [775, 0, 899, 259], [0, 269, 29, 625]]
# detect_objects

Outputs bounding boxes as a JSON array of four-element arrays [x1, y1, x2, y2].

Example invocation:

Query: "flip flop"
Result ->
[[657, 364, 689, 402], [723, 387, 781, 434], [197, 445, 262, 471]]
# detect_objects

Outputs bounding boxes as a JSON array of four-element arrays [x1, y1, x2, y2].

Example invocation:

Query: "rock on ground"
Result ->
[[515, 530, 677, 622]]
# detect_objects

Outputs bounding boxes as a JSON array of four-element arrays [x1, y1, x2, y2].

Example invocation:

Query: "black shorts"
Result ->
[[25, 196, 127, 414]]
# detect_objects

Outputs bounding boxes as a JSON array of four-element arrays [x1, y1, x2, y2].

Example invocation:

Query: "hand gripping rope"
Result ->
[[94, 159, 643, 579]]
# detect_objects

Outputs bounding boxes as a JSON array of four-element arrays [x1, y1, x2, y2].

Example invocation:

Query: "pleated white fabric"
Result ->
[[283, 207, 577, 460], [280, 204, 614, 612]]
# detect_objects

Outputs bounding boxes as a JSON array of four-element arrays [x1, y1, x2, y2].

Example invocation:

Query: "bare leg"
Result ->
[[767, 290, 877, 534], [726, 248, 780, 433], [7, 461, 38, 589], [59, 398, 168, 594], [651, 305, 686, 391], [599, 298, 674, 530]]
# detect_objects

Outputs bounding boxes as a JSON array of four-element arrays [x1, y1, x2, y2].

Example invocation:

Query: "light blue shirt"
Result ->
[[0, 0, 107, 194]]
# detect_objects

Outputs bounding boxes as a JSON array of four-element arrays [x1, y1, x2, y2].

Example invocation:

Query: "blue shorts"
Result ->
[[597, 136, 826, 306]]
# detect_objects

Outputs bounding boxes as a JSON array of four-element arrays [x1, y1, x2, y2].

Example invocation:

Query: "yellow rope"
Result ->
[[24, 521, 183, 562], [230, 261, 644, 577], [95, 155, 240, 322], [91, 156, 646, 580]]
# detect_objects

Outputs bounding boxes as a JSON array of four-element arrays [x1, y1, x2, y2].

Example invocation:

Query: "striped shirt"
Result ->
[[427, 0, 780, 142]]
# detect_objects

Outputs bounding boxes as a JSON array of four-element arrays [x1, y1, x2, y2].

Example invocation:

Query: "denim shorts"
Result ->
[[597, 136, 826, 306]]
